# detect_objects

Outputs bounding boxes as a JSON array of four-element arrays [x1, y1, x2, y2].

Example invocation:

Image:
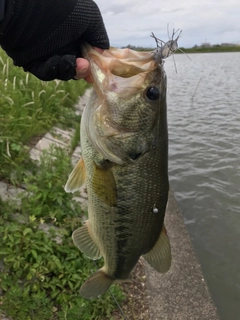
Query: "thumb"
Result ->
[[75, 48, 104, 82], [75, 58, 90, 80]]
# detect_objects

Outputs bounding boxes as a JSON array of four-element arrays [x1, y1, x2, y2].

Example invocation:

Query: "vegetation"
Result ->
[[178, 45, 240, 54], [124, 44, 240, 53], [0, 49, 87, 183], [0, 49, 124, 319], [0, 148, 124, 320]]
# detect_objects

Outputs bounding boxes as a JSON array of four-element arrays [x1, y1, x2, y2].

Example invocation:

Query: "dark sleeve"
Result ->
[[0, 0, 109, 81], [0, 0, 5, 21]]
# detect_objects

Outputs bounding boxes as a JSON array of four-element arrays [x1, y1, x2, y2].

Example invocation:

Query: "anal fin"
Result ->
[[72, 221, 101, 260], [143, 225, 171, 273], [80, 268, 114, 299], [64, 158, 86, 193]]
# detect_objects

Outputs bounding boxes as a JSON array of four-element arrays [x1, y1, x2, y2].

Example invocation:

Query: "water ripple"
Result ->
[[165, 52, 240, 320]]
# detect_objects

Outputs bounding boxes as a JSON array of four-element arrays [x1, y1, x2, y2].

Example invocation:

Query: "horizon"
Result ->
[[115, 41, 240, 49]]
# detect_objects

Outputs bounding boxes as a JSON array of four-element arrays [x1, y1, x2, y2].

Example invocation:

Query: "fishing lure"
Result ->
[[151, 28, 190, 71], [151, 28, 182, 59]]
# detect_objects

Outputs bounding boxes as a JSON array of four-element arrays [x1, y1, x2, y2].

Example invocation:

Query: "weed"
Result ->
[[0, 148, 124, 319], [0, 48, 88, 183], [70, 122, 81, 152], [0, 48, 125, 319]]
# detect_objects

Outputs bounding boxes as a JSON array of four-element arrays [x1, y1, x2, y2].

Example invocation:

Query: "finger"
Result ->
[[75, 48, 105, 83], [75, 58, 90, 80]]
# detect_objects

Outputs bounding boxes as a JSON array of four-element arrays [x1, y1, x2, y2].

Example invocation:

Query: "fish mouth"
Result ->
[[81, 44, 165, 165], [81, 43, 158, 97]]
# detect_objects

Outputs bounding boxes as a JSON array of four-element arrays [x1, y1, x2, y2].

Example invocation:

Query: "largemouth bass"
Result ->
[[65, 44, 171, 299]]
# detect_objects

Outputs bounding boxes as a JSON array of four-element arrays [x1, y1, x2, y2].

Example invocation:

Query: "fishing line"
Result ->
[[109, 288, 128, 320], [191, 76, 202, 106], [92, 260, 128, 320]]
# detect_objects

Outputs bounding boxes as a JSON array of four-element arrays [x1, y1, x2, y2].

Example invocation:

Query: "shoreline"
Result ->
[[129, 46, 240, 54], [144, 190, 220, 320]]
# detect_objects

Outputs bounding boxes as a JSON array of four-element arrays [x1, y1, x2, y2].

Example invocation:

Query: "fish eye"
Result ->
[[146, 86, 160, 101]]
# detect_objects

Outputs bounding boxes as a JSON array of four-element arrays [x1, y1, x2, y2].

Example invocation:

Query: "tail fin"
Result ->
[[80, 269, 114, 299]]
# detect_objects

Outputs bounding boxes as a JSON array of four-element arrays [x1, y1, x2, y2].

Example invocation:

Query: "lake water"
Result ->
[[164, 52, 240, 320]]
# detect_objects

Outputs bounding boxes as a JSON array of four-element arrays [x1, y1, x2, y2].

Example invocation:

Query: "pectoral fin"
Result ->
[[80, 269, 114, 299], [143, 225, 171, 273], [64, 158, 86, 193], [92, 164, 117, 207], [72, 221, 101, 260]]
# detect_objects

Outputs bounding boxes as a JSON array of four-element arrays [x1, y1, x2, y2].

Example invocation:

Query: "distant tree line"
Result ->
[[123, 43, 240, 53], [122, 44, 153, 51]]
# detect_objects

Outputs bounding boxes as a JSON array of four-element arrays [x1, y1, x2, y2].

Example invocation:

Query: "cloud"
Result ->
[[96, 0, 240, 47]]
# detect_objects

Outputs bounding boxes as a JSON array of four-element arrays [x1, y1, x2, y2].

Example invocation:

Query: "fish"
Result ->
[[65, 43, 171, 299]]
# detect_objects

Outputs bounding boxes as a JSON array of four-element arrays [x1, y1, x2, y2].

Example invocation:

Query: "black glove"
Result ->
[[0, 0, 109, 80]]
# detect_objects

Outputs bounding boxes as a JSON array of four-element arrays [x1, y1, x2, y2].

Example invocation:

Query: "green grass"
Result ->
[[0, 147, 124, 320], [0, 48, 87, 183], [0, 49, 125, 319]]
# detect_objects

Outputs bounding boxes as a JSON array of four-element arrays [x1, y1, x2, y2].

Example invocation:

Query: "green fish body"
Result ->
[[65, 45, 171, 299]]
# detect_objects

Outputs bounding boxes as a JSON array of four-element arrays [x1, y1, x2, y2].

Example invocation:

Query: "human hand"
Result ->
[[0, 0, 109, 81], [75, 48, 104, 82]]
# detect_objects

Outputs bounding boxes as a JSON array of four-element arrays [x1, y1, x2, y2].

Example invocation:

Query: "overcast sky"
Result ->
[[96, 0, 240, 48]]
